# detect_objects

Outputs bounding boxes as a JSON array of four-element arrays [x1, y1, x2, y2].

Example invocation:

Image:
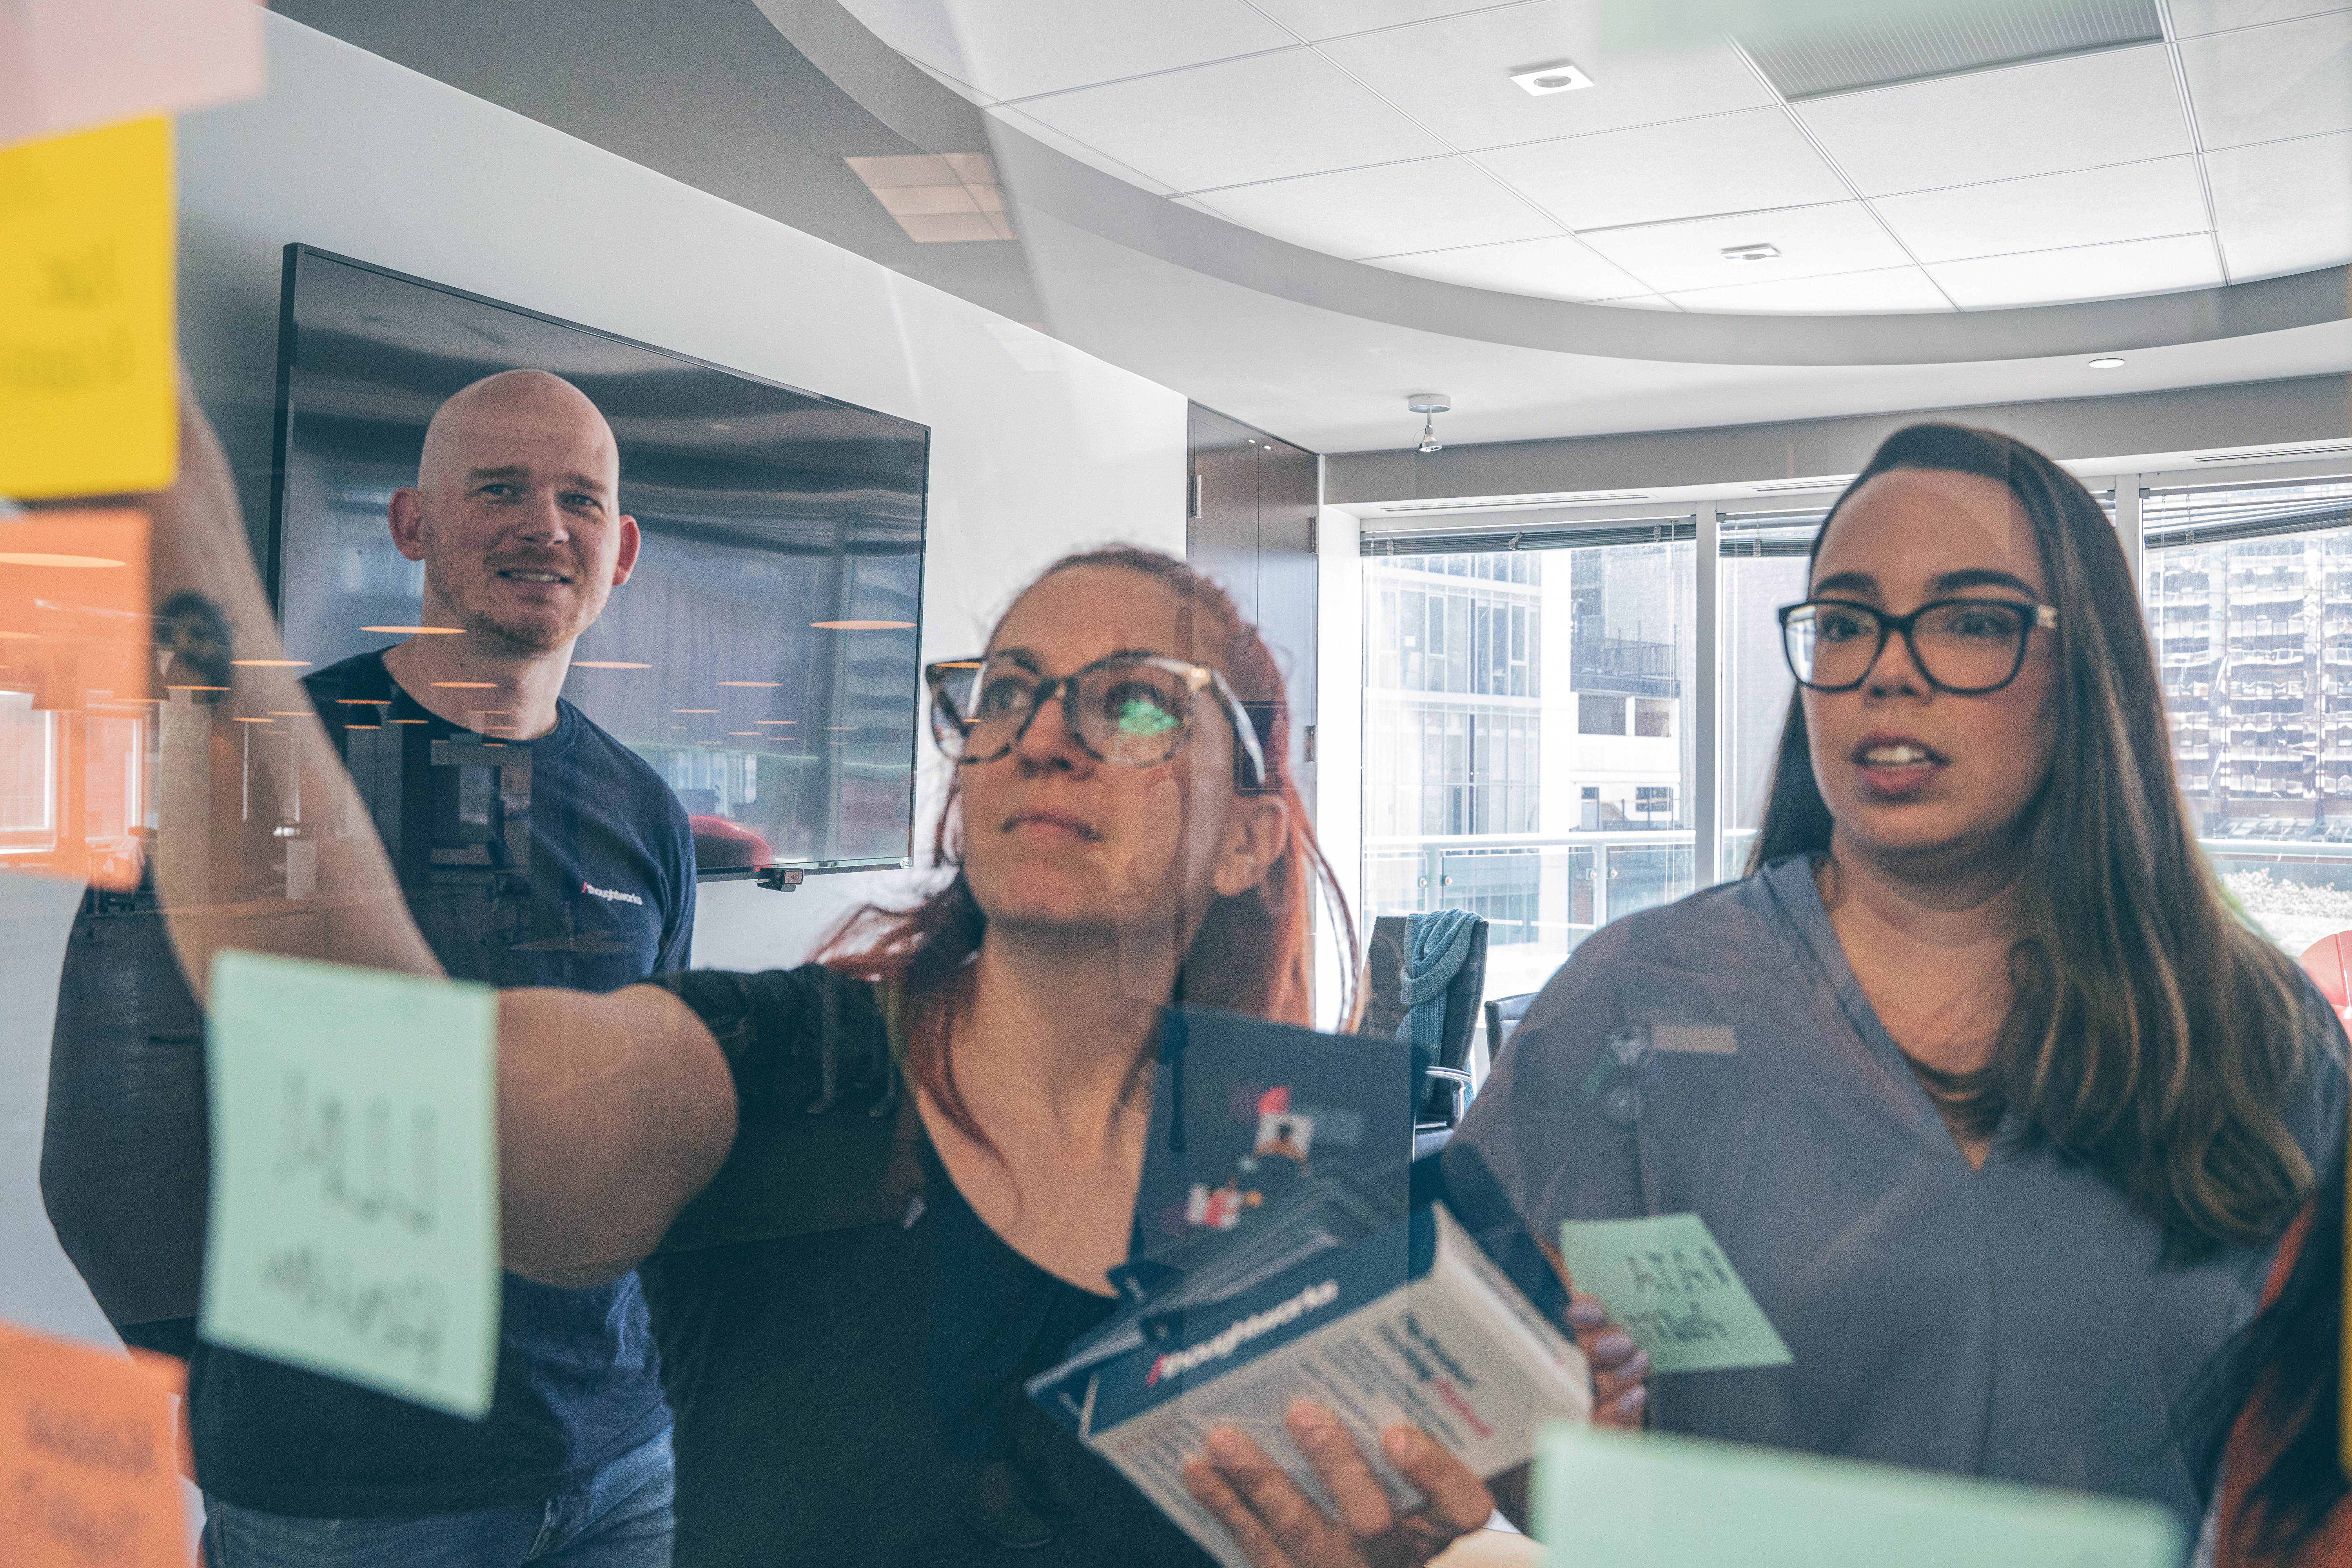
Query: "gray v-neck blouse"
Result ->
[[1447, 854, 2346, 1526]]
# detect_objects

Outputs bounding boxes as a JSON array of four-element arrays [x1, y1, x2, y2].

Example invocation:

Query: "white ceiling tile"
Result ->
[[1016, 49, 1446, 191], [1795, 45, 2192, 195], [1579, 202, 1912, 294], [907, 0, 1297, 101], [1666, 266, 1955, 314], [1925, 232, 2223, 308], [1589, 294, 1680, 310], [1474, 109, 1851, 230], [1364, 234, 1650, 299], [1870, 157, 2210, 263], [1195, 157, 1560, 258], [1315, 0, 1775, 152], [986, 106, 1176, 194], [2205, 131, 2352, 279], [2178, 12, 2352, 149], [1247, 0, 1497, 42], [2168, 0, 2349, 39]]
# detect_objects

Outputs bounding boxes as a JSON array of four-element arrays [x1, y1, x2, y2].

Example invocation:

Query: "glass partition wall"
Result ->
[[1361, 472, 2352, 1025]]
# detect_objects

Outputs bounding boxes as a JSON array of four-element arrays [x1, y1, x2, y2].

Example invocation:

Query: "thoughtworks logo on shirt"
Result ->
[[582, 881, 644, 907]]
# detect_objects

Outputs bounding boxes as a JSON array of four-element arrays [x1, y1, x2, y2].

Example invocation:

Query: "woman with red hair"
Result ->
[[469, 546, 1646, 1566]]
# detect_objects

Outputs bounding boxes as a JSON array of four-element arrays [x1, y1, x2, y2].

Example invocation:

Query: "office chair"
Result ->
[[1481, 991, 1541, 1068], [1358, 913, 1488, 1152]]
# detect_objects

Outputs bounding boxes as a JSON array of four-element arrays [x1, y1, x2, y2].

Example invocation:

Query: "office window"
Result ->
[[1362, 537, 1692, 1005], [1577, 694, 1624, 735], [2143, 479, 2352, 953]]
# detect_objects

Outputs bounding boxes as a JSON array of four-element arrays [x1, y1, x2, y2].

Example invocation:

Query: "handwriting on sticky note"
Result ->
[[0, 117, 176, 498], [1536, 1424, 2180, 1568], [0, 1319, 191, 1568], [1557, 1212, 1792, 1374], [202, 951, 502, 1419]]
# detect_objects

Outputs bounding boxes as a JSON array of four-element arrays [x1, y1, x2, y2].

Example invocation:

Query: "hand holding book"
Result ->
[[1182, 1399, 1499, 1568], [1178, 1278, 1655, 1568]]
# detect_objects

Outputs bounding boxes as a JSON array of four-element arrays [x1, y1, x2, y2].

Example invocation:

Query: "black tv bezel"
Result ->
[[265, 242, 931, 880]]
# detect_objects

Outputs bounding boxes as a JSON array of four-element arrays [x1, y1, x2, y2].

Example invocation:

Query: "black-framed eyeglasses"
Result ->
[[925, 651, 1268, 788], [1778, 597, 2059, 695]]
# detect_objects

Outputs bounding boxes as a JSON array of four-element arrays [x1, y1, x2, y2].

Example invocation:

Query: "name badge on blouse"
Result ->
[[1652, 1025, 1737, 1056], [1593, 1023, 1738, 1126]]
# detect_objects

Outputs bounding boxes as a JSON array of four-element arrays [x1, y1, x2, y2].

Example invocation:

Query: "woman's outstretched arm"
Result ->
[[498, 985, 737, 1285]]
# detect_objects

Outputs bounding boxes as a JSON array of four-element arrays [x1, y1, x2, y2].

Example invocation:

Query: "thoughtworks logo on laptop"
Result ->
[[582, 881, 644, 906]]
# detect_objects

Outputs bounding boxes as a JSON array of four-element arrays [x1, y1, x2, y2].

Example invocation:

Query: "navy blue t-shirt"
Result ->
[[189, 649, 697, 1517]]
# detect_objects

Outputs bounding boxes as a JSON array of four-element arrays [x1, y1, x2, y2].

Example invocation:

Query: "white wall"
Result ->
[[2, 13, 1186, 1345]]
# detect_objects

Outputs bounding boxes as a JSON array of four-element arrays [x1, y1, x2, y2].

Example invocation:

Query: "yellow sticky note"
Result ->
[[0, 116, 176, 499]]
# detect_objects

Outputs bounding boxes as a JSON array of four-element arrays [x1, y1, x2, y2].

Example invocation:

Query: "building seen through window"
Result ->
[[1361, 538, 1694, 1003], [2143, 480, 2352, 953]]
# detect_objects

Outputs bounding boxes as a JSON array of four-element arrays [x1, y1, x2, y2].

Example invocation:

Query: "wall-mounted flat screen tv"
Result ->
[[268, 245, 927, 876]]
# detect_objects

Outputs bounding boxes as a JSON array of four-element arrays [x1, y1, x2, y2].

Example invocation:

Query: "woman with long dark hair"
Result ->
[[1448, 423, 2346, 1526]]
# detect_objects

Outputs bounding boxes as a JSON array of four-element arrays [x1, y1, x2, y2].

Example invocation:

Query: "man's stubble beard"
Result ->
[[426, 558, 599, 658]]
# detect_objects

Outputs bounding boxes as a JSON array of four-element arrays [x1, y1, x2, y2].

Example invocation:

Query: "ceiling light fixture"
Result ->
[[1409, 393, 1450, 455], [844, 152, 1013, 243], [2087, 356, 2126, 369], [1510, 61, 1593, 95], [1721, 243, 1780, 263]]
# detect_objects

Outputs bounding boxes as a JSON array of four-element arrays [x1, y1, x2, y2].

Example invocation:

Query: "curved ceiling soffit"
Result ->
[[761, 0, 2350, 370]]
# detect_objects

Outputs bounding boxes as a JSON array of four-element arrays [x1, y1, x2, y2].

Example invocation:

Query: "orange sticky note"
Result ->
[[0, 509, 154, 890], [0, 116, 177, 498], [0, 1318, 192, 1568], [0, 0, 264, 151]]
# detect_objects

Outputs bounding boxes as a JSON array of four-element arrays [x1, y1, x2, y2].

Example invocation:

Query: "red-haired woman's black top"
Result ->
[[642, 964, 1210, 1567]]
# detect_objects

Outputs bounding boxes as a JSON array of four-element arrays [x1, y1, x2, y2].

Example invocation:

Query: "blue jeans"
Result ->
[[200, 1428, 673, 1568]]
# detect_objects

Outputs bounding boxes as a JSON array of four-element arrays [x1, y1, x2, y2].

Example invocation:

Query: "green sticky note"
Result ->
[[200, 951, 501, 1419], [1558, 1213, 1792, 1374], [1534, 1424, 2181, 1568]]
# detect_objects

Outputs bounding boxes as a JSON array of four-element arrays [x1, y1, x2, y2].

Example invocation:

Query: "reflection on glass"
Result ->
[[271, 247, 928, 872], [1361, 540, 1695, 1009], [2144, 480, 2352, 953]]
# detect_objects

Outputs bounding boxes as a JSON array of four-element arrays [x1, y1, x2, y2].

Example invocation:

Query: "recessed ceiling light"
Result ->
[[1721, 243, 1780, 263], [361, 624, 463, 634], [574, 661, 650, 670], [2087, 356, 2126, 369], [1510, 61, 1593, 95]]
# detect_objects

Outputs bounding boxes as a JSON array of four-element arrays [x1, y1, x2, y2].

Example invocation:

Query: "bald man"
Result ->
[[189, 371, 693, 1563]]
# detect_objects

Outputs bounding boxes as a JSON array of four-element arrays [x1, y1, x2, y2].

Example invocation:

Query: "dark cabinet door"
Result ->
[[1256, 436, 1316, 811], [1189, 405, 1261, 628], [1186, 405, 1316, 818]]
